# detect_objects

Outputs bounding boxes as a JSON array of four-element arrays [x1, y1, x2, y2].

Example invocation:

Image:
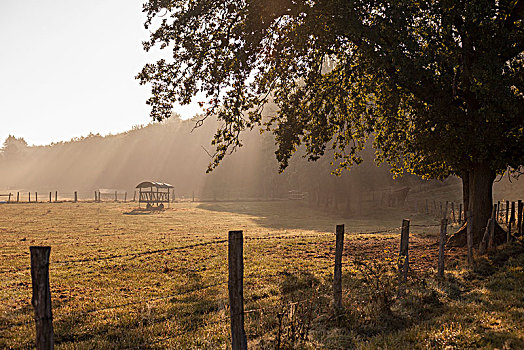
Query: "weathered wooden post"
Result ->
[[398, 219, 410, 294], [35, 192, 38, 202], [192, 191, 195, 202], [49, 192, 52, 203], [333, 224, 344, 312], [228, 230, 247, 350], [114, 191, 117, 202], [74, 192, 77, 203], [438, 219, 447, 277], [508, 202, 515, 243], [55, 191, 57, 202], [518, 200, 523, 236], [466, 211, 474, 266], [479, 218, 492, 255], [488, 205, 497, 251], [17, 192, 19, 202], [30, 246, 54, 350], [29, 192, 31, 203], [506, 200, 510, 225], [8, 193, 11, 203]]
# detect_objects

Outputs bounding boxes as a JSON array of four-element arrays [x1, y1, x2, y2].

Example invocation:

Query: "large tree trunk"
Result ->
[[449, 164, 497, 247], [468, 163, 496, 244]]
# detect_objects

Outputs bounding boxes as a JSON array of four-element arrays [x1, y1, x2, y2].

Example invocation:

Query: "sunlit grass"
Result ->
[[0, 201, 522, 348]]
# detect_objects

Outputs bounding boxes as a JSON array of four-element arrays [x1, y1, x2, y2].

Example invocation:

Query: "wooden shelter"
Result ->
[[136, 181, 173, 208]]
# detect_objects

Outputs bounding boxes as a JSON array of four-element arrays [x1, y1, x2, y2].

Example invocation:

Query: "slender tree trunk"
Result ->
[[468, 163, 495, 244]]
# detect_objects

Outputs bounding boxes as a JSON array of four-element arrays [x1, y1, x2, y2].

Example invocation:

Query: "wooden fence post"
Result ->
[[192, 191, 195, 202], [333, 224, 344, 312], [35, 192, 38, 202], [17, 192, 19, 203], [228, 230, 247, 350], [438, 219, 447, 277], [74, 192, 77, 203], [114, 191, 117, 202], [29, 192, 31, 203], [466, 211, 474, 266], [488, 205, 497, 251], [479, 218, 492, 255], [55, 191, 57, 202], [398, 219, 410, 294], [508, 202, 515, 243], [49, 192, 52, 203], [30, 246, 54, 350], [506, 200, 509, 225], [8, 193, 11, 203], [518, 200, 523, 236]]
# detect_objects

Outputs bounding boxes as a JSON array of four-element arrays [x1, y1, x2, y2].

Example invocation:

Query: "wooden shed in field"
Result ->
[[136, 181, 173, 208]]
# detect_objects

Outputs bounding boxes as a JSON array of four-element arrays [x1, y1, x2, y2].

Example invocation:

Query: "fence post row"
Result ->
[[30, 246, 54, 350], [228, 230, 247, 350], [438, 219, 447, 277], [333, 224, 344, 312], [398, 219, 410, 295]]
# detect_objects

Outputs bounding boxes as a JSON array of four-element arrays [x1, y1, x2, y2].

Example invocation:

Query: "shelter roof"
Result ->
[[136, 181, 174, 189]]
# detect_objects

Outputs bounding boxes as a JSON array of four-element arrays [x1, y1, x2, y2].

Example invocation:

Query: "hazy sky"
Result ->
[[0, 0, 201, 146]]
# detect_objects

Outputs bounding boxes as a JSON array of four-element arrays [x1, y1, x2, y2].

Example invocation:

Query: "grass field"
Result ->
[[1, 200, 523, 349]]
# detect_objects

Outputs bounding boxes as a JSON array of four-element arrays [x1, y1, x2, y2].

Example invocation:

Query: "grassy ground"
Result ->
[[0, 201, 522, 349]]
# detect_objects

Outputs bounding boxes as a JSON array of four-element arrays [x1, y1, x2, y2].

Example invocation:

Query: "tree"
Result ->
[[1, 135, 28, 160], [137, 0, 524, 243]]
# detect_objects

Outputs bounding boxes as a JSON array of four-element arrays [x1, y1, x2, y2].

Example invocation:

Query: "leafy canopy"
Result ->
[[137, 0, 523, 177]]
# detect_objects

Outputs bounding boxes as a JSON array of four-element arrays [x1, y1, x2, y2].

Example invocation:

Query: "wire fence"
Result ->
[[3, 213, 511, 348]]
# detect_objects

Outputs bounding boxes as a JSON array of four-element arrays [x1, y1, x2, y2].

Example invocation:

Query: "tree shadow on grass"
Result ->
[[197, 201, 410, 233]]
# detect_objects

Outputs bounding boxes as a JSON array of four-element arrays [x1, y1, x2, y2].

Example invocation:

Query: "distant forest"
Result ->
[[0, 115, 448, 208]]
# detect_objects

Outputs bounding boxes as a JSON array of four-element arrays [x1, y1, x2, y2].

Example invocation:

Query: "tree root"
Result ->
[[447, 221, 508, 247]]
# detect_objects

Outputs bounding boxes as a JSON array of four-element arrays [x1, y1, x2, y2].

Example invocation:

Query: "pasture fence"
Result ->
[[1, 219, 457, 349], [2, 204, 523, 348]]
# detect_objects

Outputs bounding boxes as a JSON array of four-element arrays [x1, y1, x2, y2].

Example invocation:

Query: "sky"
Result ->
[[0, 0, 201, 146]]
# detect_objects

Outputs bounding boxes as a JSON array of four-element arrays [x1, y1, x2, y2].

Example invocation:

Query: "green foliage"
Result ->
[[138, 0, 523, 179]]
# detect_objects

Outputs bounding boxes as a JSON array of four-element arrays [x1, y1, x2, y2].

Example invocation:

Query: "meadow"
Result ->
[[1, 200, 522, 349]]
